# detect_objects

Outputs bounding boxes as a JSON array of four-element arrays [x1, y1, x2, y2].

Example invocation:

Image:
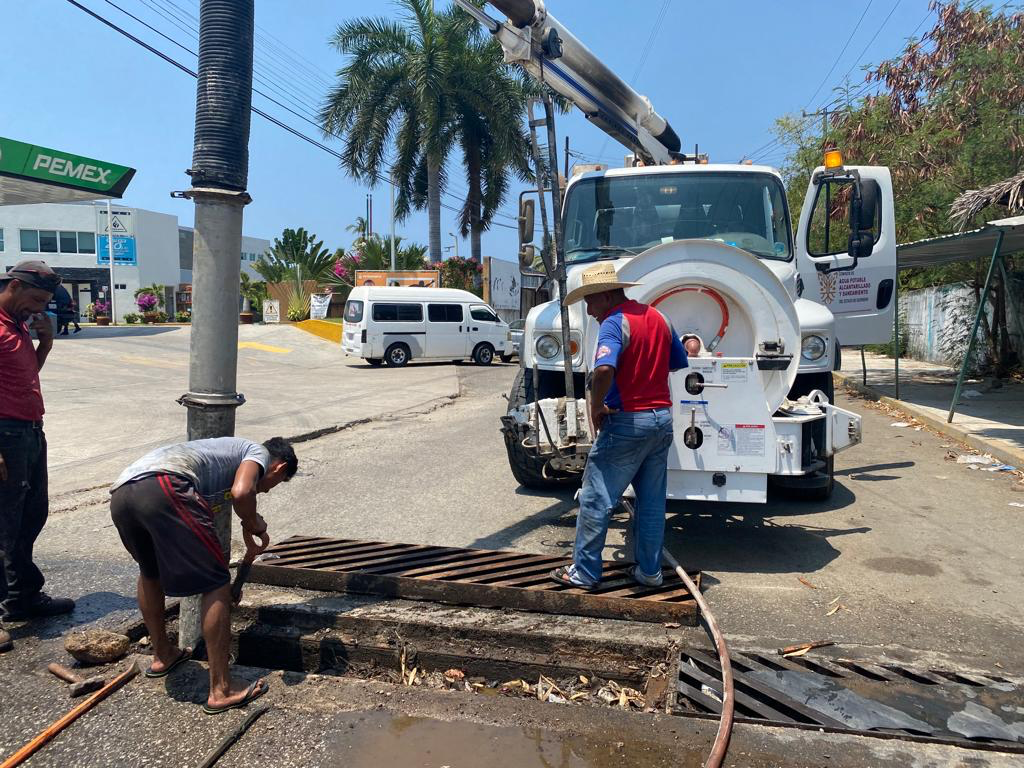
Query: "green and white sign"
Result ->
[[0, 136, 135, 205]]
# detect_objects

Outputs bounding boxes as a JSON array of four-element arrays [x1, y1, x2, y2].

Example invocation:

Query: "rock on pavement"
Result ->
[[64, 629, 130, 665]]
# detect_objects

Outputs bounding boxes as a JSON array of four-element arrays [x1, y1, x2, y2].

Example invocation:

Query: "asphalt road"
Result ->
[[21, 343, 1024, 673], [3, 330, 1023, 766]]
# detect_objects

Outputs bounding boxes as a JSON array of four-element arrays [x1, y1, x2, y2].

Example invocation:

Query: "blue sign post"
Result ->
[[97, 235, 137, 266]]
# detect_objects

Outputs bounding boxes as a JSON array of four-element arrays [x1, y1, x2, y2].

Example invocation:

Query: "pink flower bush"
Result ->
[[136, 293, 158, 311]]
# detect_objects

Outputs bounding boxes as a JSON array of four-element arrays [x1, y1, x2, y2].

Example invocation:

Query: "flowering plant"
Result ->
[[93, 300, 110, 315], [432, 257, 483, 295], [136, 292, 158, 311]]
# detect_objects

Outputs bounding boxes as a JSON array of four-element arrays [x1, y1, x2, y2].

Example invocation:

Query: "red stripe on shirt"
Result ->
[[157, 474, 227, 567]]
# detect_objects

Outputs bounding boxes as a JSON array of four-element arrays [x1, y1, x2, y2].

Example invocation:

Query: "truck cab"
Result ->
[[504, 157, 896, 502]]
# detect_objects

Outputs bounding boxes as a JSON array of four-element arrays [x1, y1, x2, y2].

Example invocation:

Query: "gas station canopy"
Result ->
[[0, 136, 135, 205]]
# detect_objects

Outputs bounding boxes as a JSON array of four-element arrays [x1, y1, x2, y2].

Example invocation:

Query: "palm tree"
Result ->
[[446, 32, 534, 262], [253, 228, 336, 285], [321, 0, 476, 262]]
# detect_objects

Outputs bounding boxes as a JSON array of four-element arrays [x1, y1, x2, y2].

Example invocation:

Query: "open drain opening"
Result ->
[[223, 607, 669, 713]]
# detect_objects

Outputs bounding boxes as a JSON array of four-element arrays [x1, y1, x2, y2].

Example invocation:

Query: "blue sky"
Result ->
[[2, 0, 934, 259]]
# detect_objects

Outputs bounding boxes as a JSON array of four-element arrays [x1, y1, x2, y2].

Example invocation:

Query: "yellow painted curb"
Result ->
[[295, 319, 343, 344]]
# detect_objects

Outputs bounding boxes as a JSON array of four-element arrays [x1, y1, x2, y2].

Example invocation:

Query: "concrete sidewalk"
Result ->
[[836, 349, 1024, 467]]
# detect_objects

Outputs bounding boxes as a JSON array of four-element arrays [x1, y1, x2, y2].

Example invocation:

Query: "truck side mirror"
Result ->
[[519, 198, 535, 245], [518, 244, 536, 270], [847, 178, 880, 259]]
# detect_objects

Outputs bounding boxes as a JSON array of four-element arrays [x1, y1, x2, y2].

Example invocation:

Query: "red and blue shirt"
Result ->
[[594, 299, 687, 411]]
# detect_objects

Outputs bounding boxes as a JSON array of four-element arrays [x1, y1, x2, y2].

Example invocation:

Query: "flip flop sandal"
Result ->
[[549, 565, 598, 591], [203, 679, 269, 715], [145, 647, 192, 679]]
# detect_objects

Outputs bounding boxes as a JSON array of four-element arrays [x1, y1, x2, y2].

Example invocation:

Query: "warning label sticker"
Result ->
[[717, 424, 766, 456], [721, 362, 749, 383]]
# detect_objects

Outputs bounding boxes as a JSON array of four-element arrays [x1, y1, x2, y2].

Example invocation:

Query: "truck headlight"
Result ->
[[535, 334, 561, 359], [801, 335, 827, 362]]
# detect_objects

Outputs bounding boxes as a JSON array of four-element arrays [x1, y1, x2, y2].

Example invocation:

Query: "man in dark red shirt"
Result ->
[[0, 261, 75, 653], [550, 263, 687, 589]]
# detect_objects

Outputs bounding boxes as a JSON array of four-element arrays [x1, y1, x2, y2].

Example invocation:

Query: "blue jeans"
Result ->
[[573, 408, 674, 585]]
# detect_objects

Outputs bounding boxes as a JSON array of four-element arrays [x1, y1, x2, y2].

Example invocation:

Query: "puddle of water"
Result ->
[[325, 710, 702, 768]]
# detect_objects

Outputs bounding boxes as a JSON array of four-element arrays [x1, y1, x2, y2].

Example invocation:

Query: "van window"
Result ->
[[372, 303, 423, 322], [470, 305, 499, 323], [427, 303, 463, 323], [344, 300, 364, 323]]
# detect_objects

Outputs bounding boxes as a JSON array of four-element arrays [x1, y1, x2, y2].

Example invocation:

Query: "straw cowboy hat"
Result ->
[[562, 262, 640, 305]]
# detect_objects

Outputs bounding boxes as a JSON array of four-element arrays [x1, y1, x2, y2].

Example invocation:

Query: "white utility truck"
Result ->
[[458, 0, 897, 502]]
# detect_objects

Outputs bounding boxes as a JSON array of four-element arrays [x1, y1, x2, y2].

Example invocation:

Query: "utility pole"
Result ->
[[106, 201, 117, 324], [449, 232, 459, 260], [175, 0, 254, 649]]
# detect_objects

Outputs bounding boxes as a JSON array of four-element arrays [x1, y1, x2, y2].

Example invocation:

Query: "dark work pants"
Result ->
[[0, 421, 48, 614]]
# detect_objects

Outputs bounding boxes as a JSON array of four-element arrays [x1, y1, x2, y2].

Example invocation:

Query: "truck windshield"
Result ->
[[563, 171, 792, 263]]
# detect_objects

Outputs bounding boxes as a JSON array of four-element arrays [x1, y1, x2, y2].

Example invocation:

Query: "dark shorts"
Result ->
[[110, 474, 229, 598]]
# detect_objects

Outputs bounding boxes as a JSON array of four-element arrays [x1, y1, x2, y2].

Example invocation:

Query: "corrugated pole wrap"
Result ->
[[175, 0, 254, 648]]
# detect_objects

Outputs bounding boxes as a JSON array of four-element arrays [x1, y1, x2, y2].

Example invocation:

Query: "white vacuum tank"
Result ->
[[582, 239, 801, 413]]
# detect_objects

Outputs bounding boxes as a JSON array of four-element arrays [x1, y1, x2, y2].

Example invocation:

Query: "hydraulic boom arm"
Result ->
[[454, 0, 680, 164]]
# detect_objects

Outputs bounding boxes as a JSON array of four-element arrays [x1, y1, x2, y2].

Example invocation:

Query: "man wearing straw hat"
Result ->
[[550, 263, 687, 589]]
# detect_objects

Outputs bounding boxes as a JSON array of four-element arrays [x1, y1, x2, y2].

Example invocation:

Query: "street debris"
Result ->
[[826, 603, 846, 617], [797, 576, 818, 590], [961, 389, 983, 398], [778, 641, 835, 658], [663, 622, 681, 628], [890, 422, 911, 428], [1009, 502, 1024, 508], [64, 630, 130, 665]]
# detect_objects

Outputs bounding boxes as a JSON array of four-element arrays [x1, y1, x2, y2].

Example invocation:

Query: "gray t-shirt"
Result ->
[[111, 437, 269, 499]]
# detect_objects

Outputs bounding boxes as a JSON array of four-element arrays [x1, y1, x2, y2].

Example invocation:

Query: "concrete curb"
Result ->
[[834, 371, 1024, 468], [294, 318, 343, 344]]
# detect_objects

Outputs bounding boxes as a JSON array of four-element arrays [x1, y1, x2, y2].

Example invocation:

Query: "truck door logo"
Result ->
[[818, 272, 837, 304]]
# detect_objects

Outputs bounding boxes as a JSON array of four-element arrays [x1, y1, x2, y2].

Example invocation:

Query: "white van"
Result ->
[[341, 286, 513, 367]]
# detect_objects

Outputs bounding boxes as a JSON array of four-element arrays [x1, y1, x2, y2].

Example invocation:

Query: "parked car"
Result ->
[[506, 318, 526, 361], [341, 286, 512, 367]]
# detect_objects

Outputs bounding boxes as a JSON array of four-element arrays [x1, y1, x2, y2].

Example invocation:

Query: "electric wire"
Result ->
[[66, 0, 518, 230]]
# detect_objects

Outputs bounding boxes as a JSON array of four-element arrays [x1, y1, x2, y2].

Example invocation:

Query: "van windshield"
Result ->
[[344, 300, 364, 323], [563, 171, 793, 263]]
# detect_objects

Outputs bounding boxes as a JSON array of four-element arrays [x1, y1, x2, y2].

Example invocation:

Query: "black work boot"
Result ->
[[2, 593, 75, 621]]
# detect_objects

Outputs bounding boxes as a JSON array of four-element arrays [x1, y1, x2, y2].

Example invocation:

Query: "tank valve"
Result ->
[[683, 407, 703, 449]]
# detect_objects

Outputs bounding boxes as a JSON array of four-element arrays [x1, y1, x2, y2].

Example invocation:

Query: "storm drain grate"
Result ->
[[672, 649, 1024, 753], [249, 536, 701, 625]]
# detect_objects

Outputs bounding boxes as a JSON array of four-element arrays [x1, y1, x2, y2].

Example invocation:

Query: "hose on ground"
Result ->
[[662, 547, 734, 768], [620, 498, 734, 767]]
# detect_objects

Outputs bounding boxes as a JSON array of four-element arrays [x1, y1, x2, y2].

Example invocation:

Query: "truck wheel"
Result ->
[[366, 358, 383, 367], [502, 368, 578, 489], [385, 343, 410, 367], [499, 354, 514, 364], [473, 343, 494, 366]]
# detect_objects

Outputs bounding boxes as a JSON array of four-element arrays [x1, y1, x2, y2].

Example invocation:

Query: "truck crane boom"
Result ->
[[454, 0, 680, 164]]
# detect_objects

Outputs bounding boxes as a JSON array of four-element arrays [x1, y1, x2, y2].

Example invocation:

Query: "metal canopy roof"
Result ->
[[897, 216, 1024, 270], [0, 136, 135, 205]]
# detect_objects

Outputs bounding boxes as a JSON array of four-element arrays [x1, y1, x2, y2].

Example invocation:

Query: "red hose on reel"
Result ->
[[652, 286, 730, 351]]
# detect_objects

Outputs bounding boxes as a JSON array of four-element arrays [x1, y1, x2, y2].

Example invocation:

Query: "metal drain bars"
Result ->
[[672, 649, 1024, 754], [249, 536, 700, 625]]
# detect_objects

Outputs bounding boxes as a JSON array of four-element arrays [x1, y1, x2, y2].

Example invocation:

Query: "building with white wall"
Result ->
[[0, 201, 270, 321]]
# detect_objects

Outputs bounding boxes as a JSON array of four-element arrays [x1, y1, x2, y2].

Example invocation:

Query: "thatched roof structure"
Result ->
[[949, 169, 1024, 230]]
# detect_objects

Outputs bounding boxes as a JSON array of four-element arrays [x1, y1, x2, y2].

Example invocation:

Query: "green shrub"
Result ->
[[175, 311, 191, 323], [123, 312, 140, 324]]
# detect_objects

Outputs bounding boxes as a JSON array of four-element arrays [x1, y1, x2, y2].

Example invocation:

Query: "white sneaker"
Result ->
[[630, 565, 663, 587]]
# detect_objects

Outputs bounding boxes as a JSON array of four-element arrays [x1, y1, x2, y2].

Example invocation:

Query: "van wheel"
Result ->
[[385, 343, 410, 367], [366, 358, 383, 367], [473, 343, 494, 366], [499, 354, 514, 364]]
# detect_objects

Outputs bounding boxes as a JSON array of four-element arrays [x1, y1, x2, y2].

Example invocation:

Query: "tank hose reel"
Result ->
[[652, 285, 730, 352]]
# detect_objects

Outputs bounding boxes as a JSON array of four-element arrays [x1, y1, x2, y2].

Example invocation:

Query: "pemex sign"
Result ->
[[0, 136, 135, 200]]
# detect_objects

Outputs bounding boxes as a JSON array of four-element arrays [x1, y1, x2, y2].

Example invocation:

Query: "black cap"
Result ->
[[4, 260, 61, 292]]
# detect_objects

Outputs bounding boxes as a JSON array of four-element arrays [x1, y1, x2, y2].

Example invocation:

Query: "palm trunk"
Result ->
[[428, 157, 442, 262], [468, 141, 483, 263]]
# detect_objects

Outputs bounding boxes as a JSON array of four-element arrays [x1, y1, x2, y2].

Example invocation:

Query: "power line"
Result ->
[[595, 0, 671, 162], [65, 0, 518, 230], [804, 0, 874, 108]]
